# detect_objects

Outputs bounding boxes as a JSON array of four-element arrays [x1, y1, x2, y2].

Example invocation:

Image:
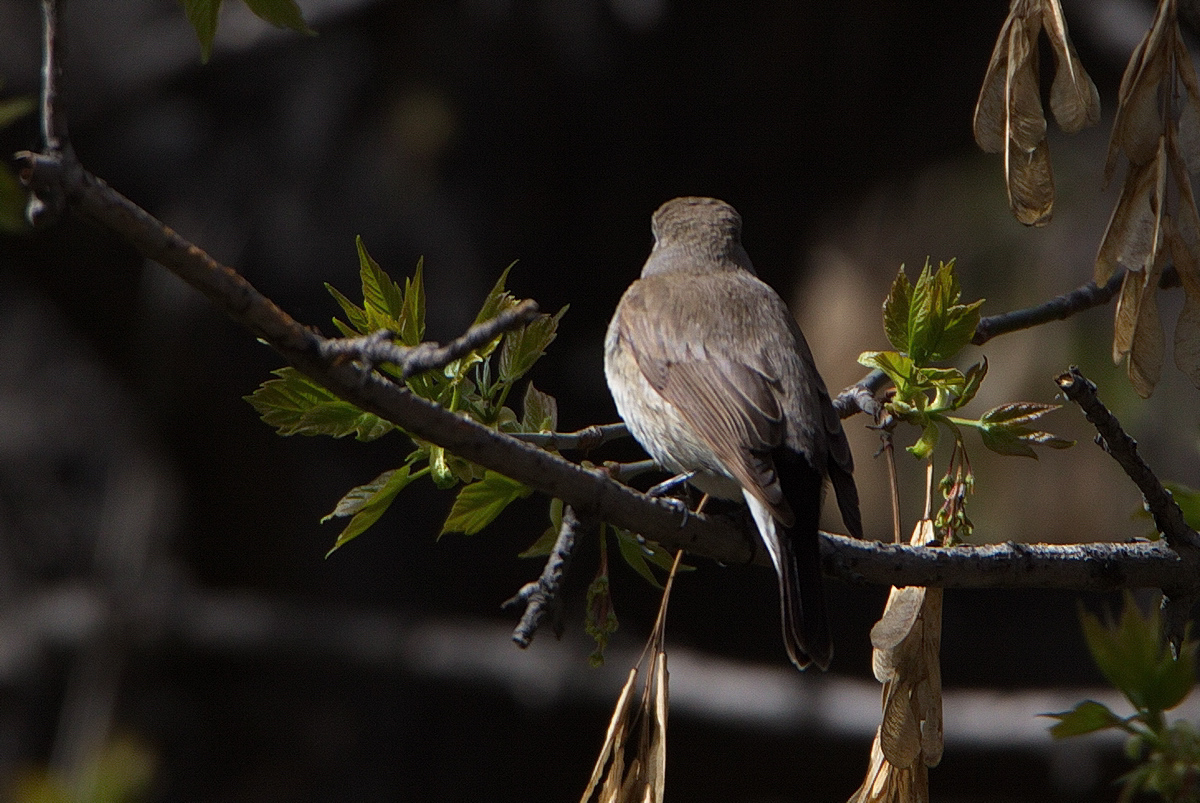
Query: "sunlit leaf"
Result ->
[[882, 267, 914, 353], [245, 367, 394, 440], [441, 470, 531, 535], [499, 306, 567, 383], [324, 466, 415, 554], [520, 382, 558, 433]]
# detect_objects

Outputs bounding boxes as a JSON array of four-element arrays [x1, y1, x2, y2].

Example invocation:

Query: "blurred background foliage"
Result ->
[[1, 0, 1199, 800]]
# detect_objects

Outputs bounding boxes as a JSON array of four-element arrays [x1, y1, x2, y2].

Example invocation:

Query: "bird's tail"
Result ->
[[744, 488, 832, 671]]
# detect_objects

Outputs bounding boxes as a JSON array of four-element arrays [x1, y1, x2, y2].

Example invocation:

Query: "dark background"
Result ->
[[1, 0, 1198, 800]]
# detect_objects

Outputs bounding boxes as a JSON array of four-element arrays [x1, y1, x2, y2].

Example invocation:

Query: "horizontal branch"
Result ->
[[822, 535, 1194, 595], [511, 423, 629, 451], [18, 151, 1200, 599]]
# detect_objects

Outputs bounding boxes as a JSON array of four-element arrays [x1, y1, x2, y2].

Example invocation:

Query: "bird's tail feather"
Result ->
[[745, 491, 831, 671]]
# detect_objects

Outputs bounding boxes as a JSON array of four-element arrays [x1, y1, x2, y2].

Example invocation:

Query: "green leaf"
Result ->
[[323, 466, 415, 554], [955, 358, 988, 410], [325, 282, 369, 335], [908, 420, 940, 459], [244, 367, 395, 440], [474, 264, 519, 326], [898, 259, 983, 365], [242, 0, 315, 35], [1080, 594, 1198, 715], [400, 257, 426, 345], [500, 306, 567, 383], [1165, 483, 1200, 530], [521, 382, 558, 433], [857, 350, 917, 388], [615, 529, 664, 589], [183, 0, 221, 62], [1047, 700, 1127, 738], [978, 423, 1038, 458], [441, 471, 532, 535], [980, 402, 1061, 427], [882, 266, 914, 353], [519, 498, 564, 558], [357, 236, 406, 331]]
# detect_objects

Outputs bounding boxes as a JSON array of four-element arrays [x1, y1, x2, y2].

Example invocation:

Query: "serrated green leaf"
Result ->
[[979, 423, 1039, 458], [857, 350, 916, 387], [882, 266, 914, 353], [955, 358, 988, 410], [244, 367, 394, 440], [519, 498, 564, 558], [474, 264, 519, 325], [521, 382, 558, 433], [980, 402, 1061, 427], [324, 466, 415, 554], [1081, 594, 1198, 714], [441, 470, 531, 535], [906, 260, 936, 364], [928, 298, 984, 362], [400, 257, 425, 345], [0, 95, 35, 130], [908, 420, 940, 459], [183, 0, 221, 62], [1165, 483, 1200, 530], [357, 237, 406, 331], [499, 305, 567, 383], [615, 529, 664, 589], [1047, 700, 1126, 738], [900, 259, 983, 365], [325, 282, 369, 334], [242, 0, 315, 35]]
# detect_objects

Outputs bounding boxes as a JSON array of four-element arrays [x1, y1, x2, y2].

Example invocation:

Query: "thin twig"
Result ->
[[512, 423, 629, 451], [973, 273, 1126, 346], [1056, 366, 1200, 651], [317, 301, 541, 379], [1055, 367, 1199, 551], [39, 0, 66, 155], [505, 504, 593, 647]]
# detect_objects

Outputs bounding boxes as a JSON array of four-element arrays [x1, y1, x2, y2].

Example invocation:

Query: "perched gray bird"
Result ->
[[604, 196, 862, 670]]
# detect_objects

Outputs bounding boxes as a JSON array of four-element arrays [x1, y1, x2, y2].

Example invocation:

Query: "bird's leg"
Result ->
[[645, 471, 697, 525], [647, 471, 695, 498]]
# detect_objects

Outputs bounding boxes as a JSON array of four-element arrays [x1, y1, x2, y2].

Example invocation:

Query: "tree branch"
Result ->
[[318, 301, 542, 379], [504, 504, 593, 647], [1056, 367, 1200, 649], [511, 423, 629, 451], [17, 11, 1200, 606]]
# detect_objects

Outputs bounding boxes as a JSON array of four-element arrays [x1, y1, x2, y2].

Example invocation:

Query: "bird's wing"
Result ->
[[615, 279, 794, 526]]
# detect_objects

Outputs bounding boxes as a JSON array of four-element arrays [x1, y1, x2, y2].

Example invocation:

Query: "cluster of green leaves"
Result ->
[[1049, 594, 1199, 803], [182, 0, 314, 63], [245, 238, 566, 554], [859, 259, 1072, 540], [0, 81, 35, 231]]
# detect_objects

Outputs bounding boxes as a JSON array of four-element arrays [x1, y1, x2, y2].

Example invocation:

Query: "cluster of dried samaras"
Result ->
[[974, 0, 1200, 398]]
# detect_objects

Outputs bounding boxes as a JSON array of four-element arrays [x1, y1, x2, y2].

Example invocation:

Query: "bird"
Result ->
[[604, 196, 862, 670]]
